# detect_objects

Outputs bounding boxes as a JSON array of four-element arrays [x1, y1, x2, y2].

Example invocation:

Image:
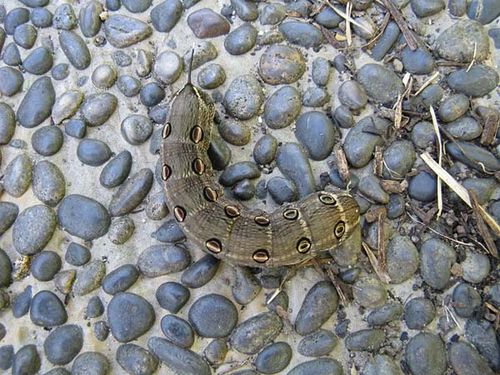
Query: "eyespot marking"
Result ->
[[253, 249, 270, 263], [254, 215, 270, 226], [192, 158, 205, 175], [162, 164, 172, 181], [283, 208, 299, 220], [224, 205, 240, 218], [162, 122, 171, 139], [206, 238, 222, 254], [319, 193, 337, 205], [203, 186, 218, 202], [297, 237, 311, 254], [174, 206, 186, 222], [334, 221, 345, 239], [190, 126, 204, 144]]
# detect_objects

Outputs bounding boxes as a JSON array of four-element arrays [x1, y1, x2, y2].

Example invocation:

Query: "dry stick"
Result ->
[[413, 71, 440, 96], [470, 190, 498, 258], [466, 42, 477, 73], [361, 12, 391, 49], [335, 145, 351, 183], [429, 106, 443, 218], [479, 108, 500, 146], [345, 1, 353, 46], [377, 211, 386, 272], [361, 242, 390, 283], [380, 0, 418, 50], [324, 0, 373, 33]]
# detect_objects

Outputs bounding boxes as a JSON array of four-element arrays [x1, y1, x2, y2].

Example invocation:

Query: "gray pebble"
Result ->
[[224, 23, 257, 55], [31, 250, 61, 281], [53, 270, 76, 295], [461, 251, 490, 283], [359, 175, 389, 204], [452, 283, 481, 318], [65, 242, 91, 266], [295, 111, 336, 161], [371, 21, 400, 61], [121, 115, 153, 145], [102, 264, 139, 295], [73, 260, 106, 296], [419, 84, 443, 107], [232, 0, 258, 21], [420, 238, 456, 290], [260, 3, 286, 25], [333, 105, 355, 128], [0, 248, 12, 287], [17, 76, 55, 128], [44, 368, 71, 375], [438, 94, 469, 122], [116, 344, 159, 375], [154, 51, 182, 84], [218, 120, 251, 146], [276, 143, 315, 198], [104, 14, 152, 48], [31, 126, 63, 156], [405, 333, 447, 375], [353, 275, 387, 308], [13, 23, 36, 49], [404, 297, 435, 329], [136, 49, 153, 77], [13, 204, 55, 255], [81, 93, 118, 126], [204, 338, 228, 365], [259, 45, 306, 85], [187, 8, 230, 38], [298, 329, 338, 357], [99, 150, 132, 189], [208, 136, 232, 170], [447, 65, 499, 97], [4, 8, 30, 35], [230, 312, 282, 354], [3, 43, 22, 68], [156, 281, 190, 313], [408, 171, 437, 202], [151, 0, 183, 32], [30, 290, 67, 327], [264, 86, 301, 129], [140, 82, 165, 107], [302, 87, 330, 107], [446, 141, 500, 172], [311, 57, 330, 86], [253, 134, 278, 165], [108, 216, 135, 244], [345, 329, 385, 351], [448, 0, 467, 16], [197, 64, 226, 89], [52, 90, 84, 125], [11, 285, 32, 318], [0, 345, 13, 371], [91, 64, 117, 89], [109, 168, 154, 216], [386, 236, 419, 283], [233, 179, 255, 199], [383, 140, 415, 179], [152, 219, 185, 243], [12, 345, 40, 375], [22, 47, 52, 75], [401, 47, 435, 75], [183, 41, 218, 71], [137, 244, 191, 277], [53, 4, 77, 30], [79, 1, 103, 37], [117, 75, 142, 97], [93, 321, 109, 342], [232, 266, 261, 305], [0, 68, 23, 96], [279, 21, 323, 49], [71, 352, 109, 375], [181, 254, 220, 288], [362, 355, 402, 375], [59, 30, 90, 70], [410, 0, 445, 17], [465, 319, 499, 370], [188, 294, 238, 337], [161, 314, 194, 348], [220, 161, 260, 186], [254, 342, 292, 374], [467, 0, 500, 24], [85, 296, 104, 318], [449, 341, 495, 375], [287, 358, 343, 375], [3, 153, 32, 197], [77, 139, 112, 166], [367, 301, 403, 326], [224, 75, 263, 120], [338, 80, 368, 111], [44, 324, 83, 365], [445, 117, 482, 140], [357, 63, 404, 104], [122, 0, 152, 12]]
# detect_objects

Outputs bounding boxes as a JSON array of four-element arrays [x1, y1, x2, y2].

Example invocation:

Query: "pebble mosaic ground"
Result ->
[[0, 0, 499, 374]]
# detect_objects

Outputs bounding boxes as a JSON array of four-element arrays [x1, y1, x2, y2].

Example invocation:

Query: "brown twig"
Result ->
[[361, 242, 390, 283], [478, 107, 500, 146], [374, 146, 384, 177], [377, 211, 387, 272], [380, 0, 418, 50], [335, 145, 351, 183], [470, 190, 499, 258]]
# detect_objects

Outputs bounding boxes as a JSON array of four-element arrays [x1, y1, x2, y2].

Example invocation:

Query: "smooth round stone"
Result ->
[[91, 64, 117, 89], [408, 171, 437, 202], [102, 264, 139, 295], [156, 281, 190, 313], [224, 23, 257, 55], [260, 3, 286, 25], [420, 238, 456, 290], [0, 67, 23, 96], [145, 192, 168, 221], [401, 47, 435, 75], [208, 136, 231, 170], [438, 94, 469, 122], [295, 111, 336, 161], [253, 135, 278, 165], [230, 312, 282, 355], [452, 283, 481, 318], [232, 267, 261, 305], [446, 141, 500, 172], [197, 64, 226, 89], [366, 302, 403, 326], [121, 115, 153, 145], [181, 255, 220, 288], [362, 355, 402, 375], [231, 0, 258, 21], [73, 260, 106, 296], [224, 75, 264, 120], [449, 341, 496, 375], [382, 140, 415, 179], [79, 1, 104, 37], [137, 244, 191, 277], [31, 251, 61, 281], [204, 338, 228, 365], [467, 0, 500, 24], [279, 21, 323, 49], [52, 90, 84, 125], [276, 143, 315, 198], [4, 8, 30, 35], [109, 168, 154, 216], [465, 319, 499, 370], [353, 276, 387, 308], [0, 345, 14, 371], [53, 4, 77, 29], [288, 358, 343, 375], [2, 43, 22, 66], [259, 45, 306, 84], [59, 30, 91, 70], [77, 139, 112, 166], [461, 177, 496, 205], [449, 0, 467, 16], [85, 296, 104, 319], [404, 297, 435, 329], [122, 0, 152, 12], [17, 76, 55, 128], [104, 14, 152, 47], [302, 87, 329, 107], [357, 64, 404, 104], [13, 204, 56, 255], [447, 65, 499, 97], [264, 86, 301, 129], [57, 194, 111, 241], [151, 0, 182, 32], [419, 84, 444, 107], [53, 270, 76, 295], [65, 242, 91, 266], [13, 23, 37, 49], [253, 342, 292, 374], [295, 281, 338, 336], [182, 41, 218, 71], [64, 119, 86, 138], [371, 21, 400, 61], [108, 216, 134, 245], [445, 117, 482, 140], [81, 93, 117, 126], [51, 63, 70, 80], [358, 175, 389, 204], [410, 0, 445, 17], [462, 251, 490, 283], [108, 292, 155, 343], [151, 219, 185, 243], [411, 121, 435, 148], [99, 151, 132, 189], [311, 57, 330, 86], [187, 8, 230, 38], [31, 126, 63, 156], [386, 236, 419, 283], [219, 161, 260, 186], [338, 80, 368, 110], [345, 329, 385, 352], [93, 322, 109, 342], [160, 315, 194, 348], [0, 248, 12, 287], [436, 19, 490, 63], [30, 290, 67, 327], [154, 51, 182, 84], [44, 324, 83, 365], [218, 120, 251, 146], [11, 285, 32, 318], [298, 329, 338, 357], [140, 82, 165, 107], [405, 333, 446, 375], [0, 103, 15, 145], [113, 51, 133, 67], [117, 75, 142, 97], [12, 345, 40, 375], [116, 344, 159, 375], [232, 180, 255, 200], [71, 352, 109, 375], [188, 294, 238, 338]]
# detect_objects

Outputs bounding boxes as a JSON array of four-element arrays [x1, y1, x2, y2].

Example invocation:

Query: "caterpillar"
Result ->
[[160, 73, 360, 268]]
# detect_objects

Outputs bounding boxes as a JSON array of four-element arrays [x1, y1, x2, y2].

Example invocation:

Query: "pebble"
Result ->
[[254, 342, 292, 374], [219, 161, 260, 186], [420, 238, 456, 290], [449, 0, 467, 16], [17, 76, 55, 128], [276, 143, 315, 198], [410, 0, 445, 17], [85, 296, 104, 318], [232, 0, 258, 21], [44, 324, 83, 365], [259, 45, 306, 85], [102, 264, 139, 295], [65, 243, 91, 266], [333, 105, 355, 128], [108, 292, 155, 342], [386, 236, 419, 283], [151, 219, 185, 243], [343, 116, 390, 168], [224, 75, 263, 120], [104, 15, 152, 48], [0, 67, 23, 96], [438, 94, 469, 123], [445, 117, 482, 140], [59, 30, 90, 70], [24, 49, 52, 77], [204, 338, 228, 365], [449, 341, 496, 375], [345, 329, 385, 351], [260, 3, 286, 25], [447, 65, 499, 97], [30, 290, 67, 327], [53, 4, 77, 30], [93, 321, 109, 342], [121, 115, 153, 145], [419, 84, 444, 107], [0, 248, 12, 287], [208, 136, 232, 170], [71, 352, 109, 375], [435, 20, 489, 63], [295, 111, 336, 161], [72, 260, 105, 296], [353, 276, 387, 308], [197, 64, 226, 89], [218, 120, 251, 146], [295, 281, 338, 335], [461, 251, 490, 283], [146, 193, 169, 222], [452, 283, 482, 318], [287, 358, 343, 375], [302, 87, 329, 107], [31, 126, 63, 156], [367, 301, 403, 326], [77, 139, 112, 166], [188, 294, 238, 337], [12, 285, 32, 318], [4, 8, 30, 35], [12, 345, 40, 375], [81, 93, 118, 126], [279, 21, 323, 49], [122, 0, 152, 12], [338, 80, 368, 111], [371, 21, 400, 61], [264, 86, 301, 129], [311, 57, 330, 86], [3, 153, 32, 197], [79, 1, 103, 37], [99, 151, 132, 189], [111, 171, 153, 217], [232, 266, 261, 305], [383, 140, 416, 179], [117, 75, 142, 97], [298, 329, 338, 357], [0, 345, 13, 371], [357, 64, 404, 104], [108, 216, 135, 244], [13, 204, 56, 255], [465, 319, 499, 370], [230, 312, 282, 354], [405, 333, 447, 375], [224, 23, 257, 55], [187, 8, 230, 38], [91, 64, 117, 89], [31, 251, 61, 281], [113, 50, 132, 67], [51, 63, 69, 80], [359, 175, 389, 204], [151, 0, 183, 32], [147, 337, 211, 375], [52, 90, 84, 125], [154, 51, 183, 84], [57, 194, 110, 241], [161, 315, 194, 348], [362, 355, 402, 375], [116, 344, 159, 375], [408, 171, 437, 202], [253, 135, 278, 165], [404, 297, 435, 329], [0, 103, 15, 146], [181, 254, 220, 288], [183, 41, 218, 71], [401, 46, 435, 75], [140, 82, 165, 107], [156, 281, 190, 313], [467, 0, 500, 24], [446, 141, 500, 172], [137, 244, 191, 277]]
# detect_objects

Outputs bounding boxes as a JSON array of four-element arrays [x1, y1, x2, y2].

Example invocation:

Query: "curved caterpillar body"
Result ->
[[161, 81, 360, 268]]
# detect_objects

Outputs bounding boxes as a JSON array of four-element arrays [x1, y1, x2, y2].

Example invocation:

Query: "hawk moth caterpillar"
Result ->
[[160, 72, 360, 268]]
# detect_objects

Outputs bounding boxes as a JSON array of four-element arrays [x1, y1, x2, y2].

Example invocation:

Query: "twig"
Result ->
[[374, 145, 384, 177], [361, 242, 390, 283], [380, 0, 418, 50], [361, 12, 391, 49], [466, 42, 477, 72], [413, 71, 440, 96], [335, 145, 351, 182], [478, 107, 500, 146], [320, 25, 345, 49], [345, 1, 353, 46], [470, 190, 498, 258], [429, 107, 443, 218], [325, 0, 373, 33], [325, 267, 350, 305], [377, 211, 387, 272]]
